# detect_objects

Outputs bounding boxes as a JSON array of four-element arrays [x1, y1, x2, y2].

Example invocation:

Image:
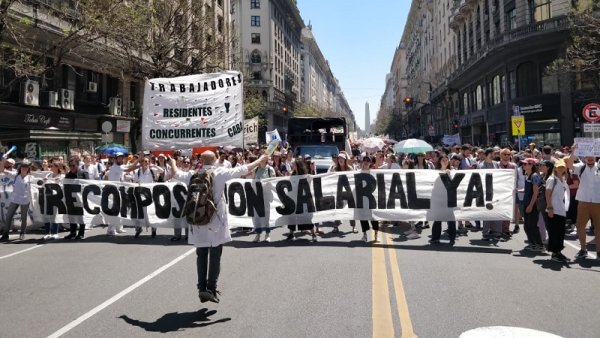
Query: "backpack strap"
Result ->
[[580, 165, 586, 177]]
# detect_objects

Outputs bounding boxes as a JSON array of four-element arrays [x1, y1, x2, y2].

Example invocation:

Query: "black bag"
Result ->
[[184, 169, 216, 225]]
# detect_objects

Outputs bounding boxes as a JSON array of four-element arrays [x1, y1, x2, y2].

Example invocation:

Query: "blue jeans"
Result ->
[[196, 245, 223, 292], [45, 223, 59, 235], [255, 227, 270, 234]]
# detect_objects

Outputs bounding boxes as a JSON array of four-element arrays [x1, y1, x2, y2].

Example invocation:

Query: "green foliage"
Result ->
[[293, 103, 321, 118], [244, 95, 268, 127]]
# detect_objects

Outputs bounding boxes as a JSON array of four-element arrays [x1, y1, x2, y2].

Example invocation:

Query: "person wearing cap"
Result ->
[[566, 144, 600, 260], [1, 158, 17, 175], [521, 158, 545, 252], [544, 159, 570, 262], [1, 158, 33, 241]]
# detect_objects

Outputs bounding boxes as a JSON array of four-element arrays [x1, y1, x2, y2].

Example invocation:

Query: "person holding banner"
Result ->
[[248, 155, 275, 243], [193, 150, 268, 304], [0, 158, 32, 241], [104, 153, 130, 236], [168, 156, 192, 241], [328, 152, 357, 234], [64, 157, 89, 240], [358, 156, 380, 243], [285, 157, 318, 242], [429, 155, 457, 246], [42, 160, 65, 240], [132, 155, 162, 239]]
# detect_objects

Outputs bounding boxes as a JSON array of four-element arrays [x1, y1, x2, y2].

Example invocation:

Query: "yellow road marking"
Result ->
[[385, 232, 418, 338], [372, 235, 394, 337]]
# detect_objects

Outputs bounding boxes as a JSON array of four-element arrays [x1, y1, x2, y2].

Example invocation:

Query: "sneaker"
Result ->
[[263, 236, 271, 243], [512, 225, 520, 234], [42, 234, 51, 240], [206, 289, 220, 303], [406, 232, 420, 240], [575, 250, 588, 259], [75, 235, 84, 240], [19, 233, 25, 240], [253, 234, 260, 242], [311, 235, 318, 243], [523, 244, 535, 251], [374, 235, 380, 243], [116, 228, 127, 234], [362, 233, 368, 243], [107, 230, 117, 236], [557, 252, 571, 262], [533, 245, 545, 252], [285, 233, 294, 241], [64, 234, 76, 240], [429, 239, 440, 245], [170, 236, 182, 241], [134, 228, 142, 239], [449, 239, 455, 246], [551, 253, 562, 262], [50, 234, 59, 240], [198, 291, 210, 303]]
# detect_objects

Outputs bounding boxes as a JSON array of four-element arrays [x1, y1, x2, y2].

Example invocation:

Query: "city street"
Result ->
[[1, 222, 598, 338]]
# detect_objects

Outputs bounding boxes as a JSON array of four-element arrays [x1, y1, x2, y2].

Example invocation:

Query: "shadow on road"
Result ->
[[532, 258, 600, 272], [118, 309, 231, 333]]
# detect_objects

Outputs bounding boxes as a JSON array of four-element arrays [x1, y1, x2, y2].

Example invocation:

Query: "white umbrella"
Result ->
[[393, 138, 433, 154], [360, 137, 385, 153]]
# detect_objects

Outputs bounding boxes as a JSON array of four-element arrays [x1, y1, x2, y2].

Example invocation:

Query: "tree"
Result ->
[[548, 1, 600, 98], [293, 102, 320, 117], [243, 94, 267, 127]]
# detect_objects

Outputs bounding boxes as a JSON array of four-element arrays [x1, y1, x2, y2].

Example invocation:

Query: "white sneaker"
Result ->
[[116, 229, 127, 234], [263, 236, 271, 243], [362, 233, 368, 243], [42, 234, 51, 240], [406, 232, 420, 240], [107, 230, 117, 236], [253, 234, 260, 242], [50, 234, 59, 240]]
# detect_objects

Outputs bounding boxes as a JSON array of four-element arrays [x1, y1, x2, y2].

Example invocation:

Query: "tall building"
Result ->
[[394, 0, 593, 147]]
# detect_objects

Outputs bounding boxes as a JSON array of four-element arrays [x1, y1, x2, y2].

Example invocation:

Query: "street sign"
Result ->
[[583, 123, 600, 133], [512, 105, 521, 116], [511, 116, 525, 136], [582, 103, 600, 123]]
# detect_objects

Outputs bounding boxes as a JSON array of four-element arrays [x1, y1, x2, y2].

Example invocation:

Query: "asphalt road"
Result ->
[[0, 222, 598, 338]]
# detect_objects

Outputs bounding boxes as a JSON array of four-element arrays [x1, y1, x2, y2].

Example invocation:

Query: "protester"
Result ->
[[192, 150, 268, 304], [64, 157, 89, 240], [42, 160, 65, 240], [249, 155, 275, 242], [429, 154, 456, 246], [521, 158, 545, 252], [359, 156, 379, 243], [545, 159, 570, 262], [285, 157, 318, 242], [168, 155, 192, 241], [328, 152, 356, 233], [103, 153, 129, 236], [131, 154, 161, 239], [0, 158, 33, 240]]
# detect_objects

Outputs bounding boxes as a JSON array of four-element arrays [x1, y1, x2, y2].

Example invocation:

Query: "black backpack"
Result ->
[[184, 169, 216, 225]]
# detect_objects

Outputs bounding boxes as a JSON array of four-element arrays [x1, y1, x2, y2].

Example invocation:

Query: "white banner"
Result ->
[[141, 71, 244, 150], [575, 137, 600, 157], [244, 117, 259, 144], [29, 170, 514, 227], [442, 133, 461, 146]]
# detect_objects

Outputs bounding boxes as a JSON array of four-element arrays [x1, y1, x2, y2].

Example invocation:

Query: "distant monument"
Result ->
[[365, 102, 370, 135]]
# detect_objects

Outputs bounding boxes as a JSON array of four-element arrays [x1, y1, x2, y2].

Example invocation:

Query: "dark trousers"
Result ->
[[567, 197, 578, 223], [431, 221, 456, 241], [69, 224, 85, 237], [547, 214, 566, 253], [196, 245, 223, 292], [360, 220, 379, 233], [524, 205, 543, 246]]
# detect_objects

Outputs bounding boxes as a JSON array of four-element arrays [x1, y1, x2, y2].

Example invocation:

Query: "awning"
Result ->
[[0, 129, 102, 141]]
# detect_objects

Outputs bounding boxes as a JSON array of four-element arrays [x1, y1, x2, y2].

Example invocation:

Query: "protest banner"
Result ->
[[574, 137, 600, 157], [244, 117, 259, 144], [141, 71, 244, 150], [442, 134, 461, 146], [265, 129, 282, 143], [31, 170, 514, 227]]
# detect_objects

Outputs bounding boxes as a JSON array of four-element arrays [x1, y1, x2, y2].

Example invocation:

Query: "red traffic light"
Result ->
[[403, 96, 413, 108]]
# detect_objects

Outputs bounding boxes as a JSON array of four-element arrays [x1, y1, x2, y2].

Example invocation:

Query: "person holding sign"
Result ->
[[193, 150, 268, 304], [567, 145, 600, 260], [0, 158, 32, 241]]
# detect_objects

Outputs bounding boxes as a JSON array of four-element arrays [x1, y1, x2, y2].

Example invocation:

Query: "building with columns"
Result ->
[[397, 0, 595, 147]]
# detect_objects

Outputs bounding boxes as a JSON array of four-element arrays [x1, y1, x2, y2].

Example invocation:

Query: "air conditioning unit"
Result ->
[[59, 88, 74, 110], [20, 80, 40, 107], [40, 91, 60, 108], [109, 97, 122, 116], [88, 82, 98, 93]]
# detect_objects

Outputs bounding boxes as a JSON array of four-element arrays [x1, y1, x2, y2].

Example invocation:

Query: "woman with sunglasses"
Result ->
[[521, 158, 544, 252], [1, 158, 33, 241], [327, 152, 357, 233], [545, 159, 570, 262]]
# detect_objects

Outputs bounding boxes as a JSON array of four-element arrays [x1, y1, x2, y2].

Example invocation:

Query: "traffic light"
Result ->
[[403, 96, 413, 108], [282, 106, 288, 113]]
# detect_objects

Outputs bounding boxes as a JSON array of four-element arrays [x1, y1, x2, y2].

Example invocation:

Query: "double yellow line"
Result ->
[[372, 231, 418, 338]]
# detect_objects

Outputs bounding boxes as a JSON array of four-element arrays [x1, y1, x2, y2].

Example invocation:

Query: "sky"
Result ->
[[296, 0, 410, 131]]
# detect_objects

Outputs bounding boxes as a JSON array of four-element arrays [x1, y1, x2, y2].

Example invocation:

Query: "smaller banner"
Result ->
[[442, 134, 461, 146], [575, 137, 600, 157], [265, 129, 282, 143], [244, 117, 259, 144], [141, 71, 244, 150]]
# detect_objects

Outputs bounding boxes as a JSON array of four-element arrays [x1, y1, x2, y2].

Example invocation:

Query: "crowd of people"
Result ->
[[0, 142, 598, 304]]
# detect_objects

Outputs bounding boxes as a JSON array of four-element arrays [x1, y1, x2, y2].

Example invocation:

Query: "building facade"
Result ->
[[396, 0, 597, 147]]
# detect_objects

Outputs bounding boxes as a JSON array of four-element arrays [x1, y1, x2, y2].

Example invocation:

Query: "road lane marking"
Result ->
[[47, 248, 196, 338], [385, 232, 418, 338], [0, 244, 43, 260], [372, 237, 394, 337], [564, 240, 597, 259]]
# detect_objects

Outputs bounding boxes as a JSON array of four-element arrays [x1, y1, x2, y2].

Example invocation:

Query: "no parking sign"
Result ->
[[582, 103, 600, 123]]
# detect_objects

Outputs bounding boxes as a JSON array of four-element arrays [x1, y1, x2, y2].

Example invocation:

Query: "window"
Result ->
[[476, 85, 483, 110], [509, 71, 517, 99], [217, 16, 223, 33], [252, 71, 262, 80], [251, 0, 260, 9], [251, 33, 261, 44], [492, 75, 501, 105], [529, 0, 552, 23], [541, 63, 559, 93], [251, 50, 261, 64], [463, 93, 469, 114], [251, 15, 260, 27], [507, 8, 517, 30], [517, 62, 537, 97]]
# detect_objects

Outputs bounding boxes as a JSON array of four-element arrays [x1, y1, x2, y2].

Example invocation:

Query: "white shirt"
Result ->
[[83, 163, 100, 180], [106, 164, 126, 182], [188, 164, 249, 248], [379, 162, 401, 170], [134, 167, 156, 183], [546, 176, 569, 216], [170, 169, 193, 184], [574, 162, 600, 203], [10, 174, 31, 205], [214, 159, 232, 168]]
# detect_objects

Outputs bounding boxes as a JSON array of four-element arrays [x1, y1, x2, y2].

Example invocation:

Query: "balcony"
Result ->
[[449, 0, 470, 30], [448, 16, 569, 84]]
